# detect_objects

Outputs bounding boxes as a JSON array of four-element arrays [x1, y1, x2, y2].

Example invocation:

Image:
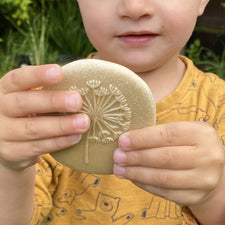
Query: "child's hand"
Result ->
[[0, 65, 90, 170], [113, 121, 225, 206]]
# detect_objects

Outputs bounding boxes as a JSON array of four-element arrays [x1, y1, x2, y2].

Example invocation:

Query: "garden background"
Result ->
[[0, 0, 224, 78]]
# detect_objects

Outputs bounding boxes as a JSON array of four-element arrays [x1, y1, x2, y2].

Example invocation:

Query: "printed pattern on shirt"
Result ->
[[30, 57, 225, 225]]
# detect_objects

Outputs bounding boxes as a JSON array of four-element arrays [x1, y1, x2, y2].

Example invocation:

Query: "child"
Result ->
[[0, 0, 225, 224]]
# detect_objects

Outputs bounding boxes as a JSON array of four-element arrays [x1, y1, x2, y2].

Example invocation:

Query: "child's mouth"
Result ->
[[117, 31, 157, 46]]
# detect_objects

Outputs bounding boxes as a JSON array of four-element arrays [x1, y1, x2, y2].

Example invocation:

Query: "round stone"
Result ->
[[44, 59, 156, 174]]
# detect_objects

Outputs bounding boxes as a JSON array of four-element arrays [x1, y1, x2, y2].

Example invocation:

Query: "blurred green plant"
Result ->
[[199, 47, 225, 79], [0, 0, 31, 50], [4, 0, 58, 66], [0, 0, 32, 25], [47, 0, 94, 59], [186, 39, 225, 79], [0, 31, 18, 77], [0, 0, 94, 73], [185, 39, 203, 65]]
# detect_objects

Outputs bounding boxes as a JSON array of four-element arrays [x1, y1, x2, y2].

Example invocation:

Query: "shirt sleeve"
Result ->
[[29, 154, 63, 225], [181, 73, 225, 225]]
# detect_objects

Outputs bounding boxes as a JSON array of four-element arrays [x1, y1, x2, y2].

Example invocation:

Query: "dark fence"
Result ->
[[190, 0, 225, 53], [197, 0, 225, 34]]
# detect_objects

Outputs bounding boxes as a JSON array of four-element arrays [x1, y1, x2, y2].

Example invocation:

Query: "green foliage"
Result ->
[[0, 0, 32, 50], [0, 0, 32, 25], [222, 2, 225, 8], [186, 39, 225, 79], [199, 48, 225, 79], [0, 31, 19, 77], [185, 39, 203, 65], [47, 0, 94, 58], [2, 0, 58, 66], [0, 0, 94, 76]]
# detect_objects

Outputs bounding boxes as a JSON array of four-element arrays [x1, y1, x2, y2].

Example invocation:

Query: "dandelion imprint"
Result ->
[[70, 80, 132, 164]]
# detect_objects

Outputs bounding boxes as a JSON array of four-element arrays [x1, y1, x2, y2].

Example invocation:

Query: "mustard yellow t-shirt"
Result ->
[[29, 56, 225, 225]]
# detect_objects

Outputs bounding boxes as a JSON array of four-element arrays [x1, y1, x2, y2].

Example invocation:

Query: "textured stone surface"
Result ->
[[44, 59, 156, 174]]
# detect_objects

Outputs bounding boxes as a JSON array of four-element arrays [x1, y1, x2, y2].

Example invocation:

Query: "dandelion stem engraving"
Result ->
[[70, 80, 131, 164]]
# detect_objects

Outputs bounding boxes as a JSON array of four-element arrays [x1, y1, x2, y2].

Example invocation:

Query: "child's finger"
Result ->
[[1, 90, 82, 117], [114, 165, 221, 206], [118, 121, 216, 150], [0, 64, 63, 94], [113, 166, 200, 189], [1, 114, 90, 142], [0, 135, 82, 169], [114, 146, 198, 170]]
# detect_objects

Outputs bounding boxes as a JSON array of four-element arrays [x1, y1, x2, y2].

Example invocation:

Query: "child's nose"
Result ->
[[118, 0, 155, 20]]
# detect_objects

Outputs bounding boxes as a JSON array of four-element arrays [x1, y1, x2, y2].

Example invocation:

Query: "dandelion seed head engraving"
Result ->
[[46, 59, 156, 173], [70, 80, 132, 164]]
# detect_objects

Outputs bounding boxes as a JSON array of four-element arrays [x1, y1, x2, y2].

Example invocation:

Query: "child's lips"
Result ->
[[117, 31, 158, 46]]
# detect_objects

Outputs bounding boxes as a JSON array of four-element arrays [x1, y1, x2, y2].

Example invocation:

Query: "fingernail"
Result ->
[[114, 149, 126, 164], [113, 164, 125, 178], [73, 114, 89, 130], [46, 66, 59, 82], [66, 93, 80, 110], [119, 133, 131, 150], [68, 134, 82, 144]]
